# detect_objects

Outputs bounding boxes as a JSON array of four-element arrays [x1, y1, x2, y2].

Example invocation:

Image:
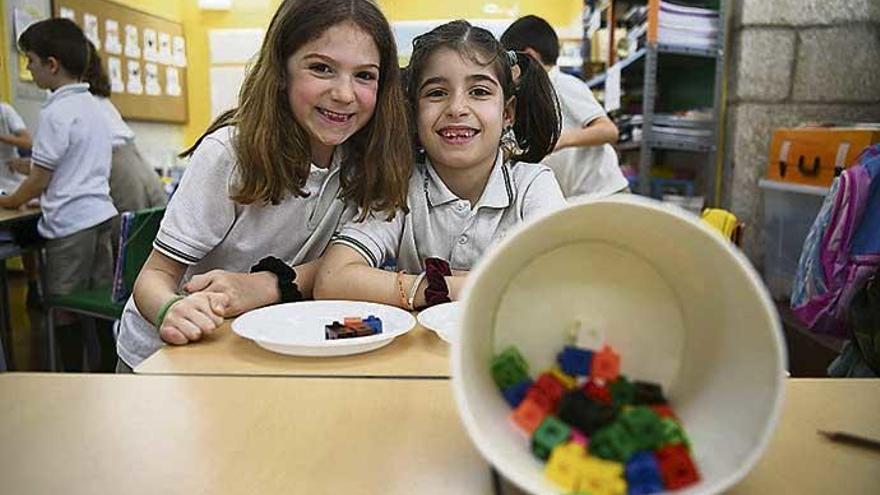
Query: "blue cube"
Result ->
[[501, 379, 533, 408], [556, 346, 593, 376]]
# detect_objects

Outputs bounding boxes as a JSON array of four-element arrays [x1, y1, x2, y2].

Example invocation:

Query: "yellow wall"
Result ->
[[0, 0, 9, 101], [108, 0, 581, 145]]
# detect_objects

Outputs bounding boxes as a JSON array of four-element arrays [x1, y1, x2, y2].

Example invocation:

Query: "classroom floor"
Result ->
[[4, 269, 50, 371]]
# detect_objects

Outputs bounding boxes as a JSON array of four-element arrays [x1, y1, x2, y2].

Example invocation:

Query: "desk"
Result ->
[[0, 373, 492, 495], [1, 376, 877, 494], [136, 320, 451, 378], [0, 206, 40, 370]]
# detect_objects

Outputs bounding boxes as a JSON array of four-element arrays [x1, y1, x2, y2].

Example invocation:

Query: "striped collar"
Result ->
[[422, 152, 513, 210]]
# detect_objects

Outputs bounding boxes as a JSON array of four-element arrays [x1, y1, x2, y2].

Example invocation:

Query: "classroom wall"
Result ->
[[2, 0, 583, 155], [723, 0, 880, 265]]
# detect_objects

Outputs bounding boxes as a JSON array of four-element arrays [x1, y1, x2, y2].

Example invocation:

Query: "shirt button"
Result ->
[[458, 234, 468, 245]]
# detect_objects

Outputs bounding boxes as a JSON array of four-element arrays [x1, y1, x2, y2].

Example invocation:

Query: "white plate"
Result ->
[[417, 301, 461, 343], [232, 300, 416, 357]]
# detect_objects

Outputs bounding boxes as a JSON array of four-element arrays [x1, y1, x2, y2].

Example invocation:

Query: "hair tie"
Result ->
[[506, 50, 518, 67]]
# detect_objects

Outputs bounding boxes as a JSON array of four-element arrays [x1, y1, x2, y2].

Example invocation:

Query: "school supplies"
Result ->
[[325, 316, 383, 340], [493, 343, 700, 494]]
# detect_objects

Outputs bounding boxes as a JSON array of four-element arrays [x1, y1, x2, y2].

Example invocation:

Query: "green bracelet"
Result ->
[[155, 295, 185, 329]]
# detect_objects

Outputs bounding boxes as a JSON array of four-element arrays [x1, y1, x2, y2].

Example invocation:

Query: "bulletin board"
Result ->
[[51, 0, 188, 123]]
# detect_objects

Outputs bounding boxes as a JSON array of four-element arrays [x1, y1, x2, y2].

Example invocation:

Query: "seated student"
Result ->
[[82, 41, 167, 213], [0, 101, 32, 193], [501, 15, 628, 199], [114, 0, 411, 371], [0, 101, 41, 308], [315, 20, 566, 309], [0, 19, 117, 371]]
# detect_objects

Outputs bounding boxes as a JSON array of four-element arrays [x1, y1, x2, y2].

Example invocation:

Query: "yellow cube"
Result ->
[[548, 367, 577, 389], [545, 442, 587, 491]]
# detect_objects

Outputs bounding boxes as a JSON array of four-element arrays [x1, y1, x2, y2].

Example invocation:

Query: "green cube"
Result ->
[[609, 375, 635, 407], [491, 346, 529, 390], [659, 417, 692, 450], [620, 406, 665, 451], [531, 416, 571, 460], [589, 422, 638, 462]]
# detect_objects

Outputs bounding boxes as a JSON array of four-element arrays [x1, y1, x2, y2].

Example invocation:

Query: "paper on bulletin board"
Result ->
[[157, 32, 171, 65], [172, 36, 187, 67], [105, 20, 122, 55], [144, 63, 160, 95], [604, 64, 621, 112], [124, 24, 141, 58], [208, 29, 264, 64], [60, 7, 76, 20], [126, 60, 143, 95], [165, 66, 181, 96], [84, 13, 100, 50], [108, 57, 124, 93], [143, 29, 158, 62]]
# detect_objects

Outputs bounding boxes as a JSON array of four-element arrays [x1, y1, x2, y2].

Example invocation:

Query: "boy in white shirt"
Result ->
[[0, 102, 32, 193], [502, 15, 629, 199], [0, 19, 117, 371]]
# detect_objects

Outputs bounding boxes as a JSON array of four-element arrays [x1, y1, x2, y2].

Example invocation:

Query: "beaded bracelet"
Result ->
[[395, 270, 409, 309], [424, 257, 452, 307]]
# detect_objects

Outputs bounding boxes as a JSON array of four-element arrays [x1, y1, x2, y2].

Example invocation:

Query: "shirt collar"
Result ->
[[43, 83, 90, 108], [422, 152, 513, 210]]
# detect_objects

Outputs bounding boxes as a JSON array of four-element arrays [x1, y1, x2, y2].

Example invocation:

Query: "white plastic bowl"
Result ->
[[452, 195, 786, 495]]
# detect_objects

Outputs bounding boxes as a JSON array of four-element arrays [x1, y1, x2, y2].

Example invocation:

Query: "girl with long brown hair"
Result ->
[[115, 0, 412, 371]]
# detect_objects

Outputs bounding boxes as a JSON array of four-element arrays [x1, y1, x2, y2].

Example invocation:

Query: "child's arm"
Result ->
[[0, 165, 50, 209], [132, 250, 228, 345], [181, 258, 322, 316], [554, 116, 619, 151], [314, 244, 465, 309], [0, 129, 32, 150]]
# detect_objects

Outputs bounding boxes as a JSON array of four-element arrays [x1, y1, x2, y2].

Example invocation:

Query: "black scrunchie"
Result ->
[[250, 256, 303, 304]]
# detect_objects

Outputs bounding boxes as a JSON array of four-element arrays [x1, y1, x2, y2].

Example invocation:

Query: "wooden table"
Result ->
[[0, 205, 40, 225], [136, 320, 451, 378], [0, 373, 491, 495], [1, 376, 877, 494]]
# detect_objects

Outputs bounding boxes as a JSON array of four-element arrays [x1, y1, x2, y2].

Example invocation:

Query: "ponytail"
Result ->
[[509, 51, 560, 163], [82, 40, 111, 98]]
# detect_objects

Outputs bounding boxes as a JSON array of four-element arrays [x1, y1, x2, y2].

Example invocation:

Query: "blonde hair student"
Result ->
[[315, 20, 566, 310], [115, 0, 412, 371]]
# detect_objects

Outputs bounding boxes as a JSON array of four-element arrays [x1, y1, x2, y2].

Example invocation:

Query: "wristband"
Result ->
[[250, 256, 303, 303], [155, 295, 185, 329], [424, 257, 452, 307], [395, 270, 409, 309]]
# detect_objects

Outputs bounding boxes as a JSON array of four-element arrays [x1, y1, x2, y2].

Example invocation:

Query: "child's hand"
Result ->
[[158, 292, 228, 345], [183, 269, 280, 317]]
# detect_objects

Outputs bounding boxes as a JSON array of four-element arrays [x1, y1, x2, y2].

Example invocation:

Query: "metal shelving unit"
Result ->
[[585, 0, 727, 205]]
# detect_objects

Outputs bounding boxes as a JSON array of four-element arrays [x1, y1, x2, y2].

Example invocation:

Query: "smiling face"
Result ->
[[286, 21, 380, 167], [415, 47, 513, 174]]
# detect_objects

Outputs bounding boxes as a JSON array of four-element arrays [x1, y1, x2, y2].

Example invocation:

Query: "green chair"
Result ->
[[44, 207, 165, 371]]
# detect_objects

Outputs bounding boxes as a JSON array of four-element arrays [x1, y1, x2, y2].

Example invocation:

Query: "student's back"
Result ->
[[34, 83, 115, 238]]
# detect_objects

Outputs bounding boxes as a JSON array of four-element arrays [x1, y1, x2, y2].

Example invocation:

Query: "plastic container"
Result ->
[[452, 195, 786, 495], [759, 179, 828, 301]]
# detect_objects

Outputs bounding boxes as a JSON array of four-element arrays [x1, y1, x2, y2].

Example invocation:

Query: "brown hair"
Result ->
[[183, 0, 411, 217], [83, 41, 112, 98], [405, 20, 560, 163]]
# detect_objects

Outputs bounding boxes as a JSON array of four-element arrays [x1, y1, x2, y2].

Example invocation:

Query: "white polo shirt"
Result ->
[[333, 153, 566, 273], [95, 97, 136, 147], [0, 102, 27, 192], [116, 126, 357, 367], [544, 67, 628, 199], [31, 83, 116, 239]]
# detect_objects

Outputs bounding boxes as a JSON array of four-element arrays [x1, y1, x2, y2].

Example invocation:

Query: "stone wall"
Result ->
[[723, 0, 880, 267]]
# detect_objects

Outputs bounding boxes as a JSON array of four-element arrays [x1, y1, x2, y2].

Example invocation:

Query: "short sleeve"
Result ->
[[520, 167, 567, 220], [152, 133, 237, 265], [31, 112, 70, 170], [331, 209, 405, 268], [2, 104, 27, 133], [555, 74, 607, 128]]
